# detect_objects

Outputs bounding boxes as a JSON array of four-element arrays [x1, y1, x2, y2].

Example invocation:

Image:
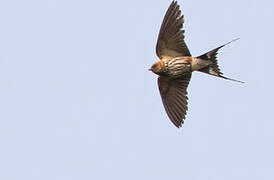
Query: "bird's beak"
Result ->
[[148, 68, 152, 71]]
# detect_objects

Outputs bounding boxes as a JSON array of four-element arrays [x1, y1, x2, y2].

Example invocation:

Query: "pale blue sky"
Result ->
[[0, 0, 273, 179]]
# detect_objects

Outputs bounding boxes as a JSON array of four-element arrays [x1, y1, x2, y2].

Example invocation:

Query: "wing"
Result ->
[[156, 1, 191, 59], [158, 73, 192, 128]]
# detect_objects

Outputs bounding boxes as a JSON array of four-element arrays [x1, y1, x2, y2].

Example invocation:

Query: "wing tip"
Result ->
[[175, 121, 184, 128]]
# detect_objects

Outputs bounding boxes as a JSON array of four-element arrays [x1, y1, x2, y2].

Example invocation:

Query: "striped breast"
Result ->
[[165, 57, 192, 78]]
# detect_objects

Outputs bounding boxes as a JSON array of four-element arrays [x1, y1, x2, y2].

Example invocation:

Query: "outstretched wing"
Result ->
[[156, 1, 191, 59], [158, 73, 192, 128]]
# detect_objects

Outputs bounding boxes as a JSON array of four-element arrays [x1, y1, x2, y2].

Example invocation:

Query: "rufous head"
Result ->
[[149, 61, 164, 75]]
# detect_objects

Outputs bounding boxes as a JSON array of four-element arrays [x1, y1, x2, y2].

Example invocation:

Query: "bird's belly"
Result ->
[[191, 58, 211, 71], [166, 57, 191, 77]]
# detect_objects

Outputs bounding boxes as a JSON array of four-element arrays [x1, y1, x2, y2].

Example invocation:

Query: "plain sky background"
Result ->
[[0, 0, 273, 179]]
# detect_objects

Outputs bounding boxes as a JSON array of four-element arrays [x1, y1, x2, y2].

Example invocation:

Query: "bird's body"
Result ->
[[150, 1, 243, 128], [151, 56, 212, 78]]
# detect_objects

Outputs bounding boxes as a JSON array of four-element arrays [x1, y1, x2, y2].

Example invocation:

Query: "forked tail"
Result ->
[[197, 38, 244, 83]]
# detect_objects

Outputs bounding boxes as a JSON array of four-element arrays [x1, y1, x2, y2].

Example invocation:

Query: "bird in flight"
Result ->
[[149, 1, 243, 128]]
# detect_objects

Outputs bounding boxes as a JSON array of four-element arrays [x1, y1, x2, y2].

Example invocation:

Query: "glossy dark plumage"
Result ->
[[158, 74, 191, 127]]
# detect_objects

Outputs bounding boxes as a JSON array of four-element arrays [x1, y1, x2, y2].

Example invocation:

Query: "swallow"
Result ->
[[149, 1, 243, 128]]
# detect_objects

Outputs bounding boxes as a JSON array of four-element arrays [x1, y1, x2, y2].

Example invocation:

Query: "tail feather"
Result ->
[[197, 38, 244, 83], [219, 75, 244, 83]]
